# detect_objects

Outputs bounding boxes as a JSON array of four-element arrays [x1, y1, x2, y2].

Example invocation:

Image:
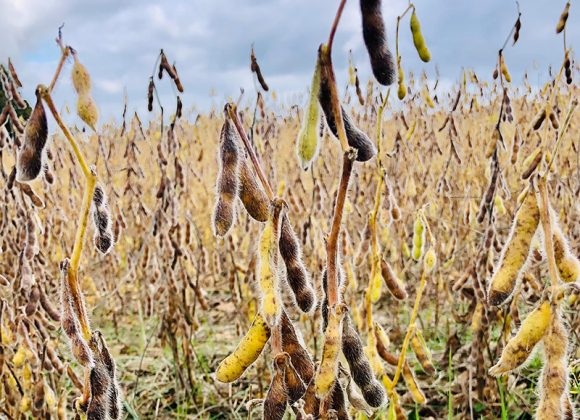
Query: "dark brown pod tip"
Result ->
[[318, 72, 376, 162]]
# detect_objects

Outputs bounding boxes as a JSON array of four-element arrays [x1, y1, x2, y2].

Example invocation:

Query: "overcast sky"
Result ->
[[1, 0, 576, 125]]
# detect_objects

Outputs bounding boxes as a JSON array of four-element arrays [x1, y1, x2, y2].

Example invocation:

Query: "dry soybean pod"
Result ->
[[263, 353, 289, 420], [551, 219, 580, 283], [402, 362, 426, 405], [315, 303, 346, 399], [238, 156, 270, 222], [381, 258, 407, 300], [212, 114, 240, 237], [536, 309, 569, 418], [17, 88, 48, 182], [258, 198, 285, 327], [250, 47, 269, 92], [410, 328, 435, 375], [488, 190, 540, 306], [359, 0, 396, 85], [489, 300, 551, 376], [318, 49, 377, 162], [215, 313, 271, 382], [556, 2, 570, 33], [279, 215, 316, 313], [284, 357, 307, 404], [280, 310, 315, 385], [341, 314, 386, 407]]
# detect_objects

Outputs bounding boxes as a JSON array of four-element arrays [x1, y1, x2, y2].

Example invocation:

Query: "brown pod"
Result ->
[[147, 79, 154, 112], [532, 109, 546, 131], [8, 58, 23, 87], [86, 333, 112, 420], [238, 157, 269, 222], [17, 89, 47, 182], [212, 116, 240, 237], [60, 261, 94, 368], [342, 315, 386, 408], [32, 376, 46, 414], [285, 357, 307, 403], [556, 2, 570, 33], [93, 331, 121, 419], [25, 285, 40, 316], [281, 311, 315, 385], [318, 63, 377, 162], [250, 47, 269, 91], [380, 258, 407, 300], [303, 373, 321, 416], [280, 215, 316, 312], [521, 150, 543, 180], [263, 353, 289, 420], [360, 0, 396, 85], [328, 379, 349, 420]]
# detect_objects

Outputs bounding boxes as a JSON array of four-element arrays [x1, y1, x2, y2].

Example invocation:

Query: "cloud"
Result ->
[[1, 0, 577, 127]]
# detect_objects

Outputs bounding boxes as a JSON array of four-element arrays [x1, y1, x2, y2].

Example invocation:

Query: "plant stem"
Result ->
[[391, 270, 427, 387], [41, 86, 96, 339], [320, 46, 349, 152], [327, 0, 348, 55], [40, 86, 93, 179], [49, 47, 70, 94], [326, 149, 356, 307]]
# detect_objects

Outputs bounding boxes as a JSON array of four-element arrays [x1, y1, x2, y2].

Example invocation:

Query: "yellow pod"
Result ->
[[315, 303, 346, 398], [258, 217, 281, 327], [489, 300, 551, 376], [402, 362, 426, 404], [410, 329, 435, 375], [412, 215, 425, 261], [19, 396, 32, 413], [370, 268, 383, 303], [71, 55, 91, 95], [553, 225, 580, 283], [12, 345, 27, 368], [402, 242, 411, 259], [77, 93, 99, 131], [488, 191, 539, 306], [500, 56, 511, 83], [397, 59, 406, 100], [494, 195, 506, 216], [297, 56, 322, 170], [215, 313, 271, 382], [424, 247, 436, 272]]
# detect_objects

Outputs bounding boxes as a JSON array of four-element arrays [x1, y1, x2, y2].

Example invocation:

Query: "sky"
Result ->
[[0, 0, 577, 125]]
